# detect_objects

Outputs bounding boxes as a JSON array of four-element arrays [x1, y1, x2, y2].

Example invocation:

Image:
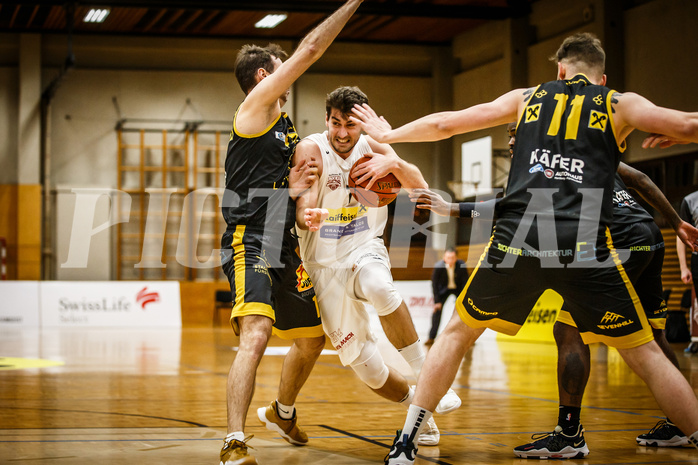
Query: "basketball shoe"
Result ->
[[416, 416, 440, 446], [435, 388, 461, 414], [513, 424, 589, 459], [636, 420, 689, 447], [220, 435, 257, 465], [257, 400, 308, 446], [385, 430, 417, 465]]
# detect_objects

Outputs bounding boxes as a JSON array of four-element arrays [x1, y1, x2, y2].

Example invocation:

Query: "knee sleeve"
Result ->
[[355, 263, 402, 316], [349, 340, 390, 390]]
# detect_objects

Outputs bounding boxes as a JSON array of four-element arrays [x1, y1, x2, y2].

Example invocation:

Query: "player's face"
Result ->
[[507, 123, 516, 157], [326, 108, 361, 155]]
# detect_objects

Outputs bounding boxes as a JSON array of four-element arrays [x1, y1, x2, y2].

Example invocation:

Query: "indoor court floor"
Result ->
[[2, 324, 698, 464]]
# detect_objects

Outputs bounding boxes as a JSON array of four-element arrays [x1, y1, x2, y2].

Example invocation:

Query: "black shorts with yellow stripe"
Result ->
[[221, 225, 323, 340], [456, 229, 654, 349], [558, 221, 667, 331]]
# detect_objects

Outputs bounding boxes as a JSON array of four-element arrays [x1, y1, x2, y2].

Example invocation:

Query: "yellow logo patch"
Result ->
[[295, 263, 314, 293], [525, 103, 541, 123], [588, 110, 608, 131]]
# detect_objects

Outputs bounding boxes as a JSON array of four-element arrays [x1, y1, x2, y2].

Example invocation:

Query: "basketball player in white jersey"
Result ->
[[289, 86, 460, 446]]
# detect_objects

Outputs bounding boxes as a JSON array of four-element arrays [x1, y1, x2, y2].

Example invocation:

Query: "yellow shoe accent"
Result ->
[[220, 435, 257, 465]]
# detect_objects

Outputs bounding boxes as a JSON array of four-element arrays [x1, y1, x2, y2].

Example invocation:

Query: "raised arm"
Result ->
[[238, 0, 363, 128], [350, 88, 526, 144]]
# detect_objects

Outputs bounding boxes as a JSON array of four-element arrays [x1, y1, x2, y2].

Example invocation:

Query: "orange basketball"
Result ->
[[347, 155, 401, 208]]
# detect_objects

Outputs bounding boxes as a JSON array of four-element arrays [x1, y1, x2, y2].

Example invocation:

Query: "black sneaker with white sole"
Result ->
[[636, 420, 689, 447], [385, 430, 417, 465], [513, 425, 589, 459]]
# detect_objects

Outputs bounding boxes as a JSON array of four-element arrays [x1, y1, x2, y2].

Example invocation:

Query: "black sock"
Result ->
[[558, 406, 581, 434]]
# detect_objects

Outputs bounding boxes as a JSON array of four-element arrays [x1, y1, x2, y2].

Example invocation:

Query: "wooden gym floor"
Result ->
[[2, 322, 698, 464]]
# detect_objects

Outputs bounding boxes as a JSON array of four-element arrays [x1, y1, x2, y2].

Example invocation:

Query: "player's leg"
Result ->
[[228, 314, 274, 432], [386, 315, 484, 464], [348, 338, 441, 446], [513, 320, 590, 459], [354, 262, 461, 413], [257, 233, 325, 446], [618, 340, 698, 449], [354, 263, 418, 348], [220, 228, 275, 465]]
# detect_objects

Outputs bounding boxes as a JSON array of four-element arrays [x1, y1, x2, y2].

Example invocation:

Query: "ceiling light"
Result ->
[[84, 8, 110, 23], [255, 14, 287, 29]]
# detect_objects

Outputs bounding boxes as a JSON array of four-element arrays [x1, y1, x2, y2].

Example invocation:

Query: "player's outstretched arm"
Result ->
[[408, 188, 459, 217], [292, 140, 323, 230], [350, 89, 524, 145], [352, 138, 428, 190], [613, 92, 698, 144]]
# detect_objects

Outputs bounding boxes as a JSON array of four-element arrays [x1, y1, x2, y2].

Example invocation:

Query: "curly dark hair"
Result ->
[[325, 86, 369, 118], [234, 43, 288, 94]]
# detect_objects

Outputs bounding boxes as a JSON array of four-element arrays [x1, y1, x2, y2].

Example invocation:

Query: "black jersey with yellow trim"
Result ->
[[222, 108, 300, 232], [610, 174, 654, 228], [496, 74, 624, 251]]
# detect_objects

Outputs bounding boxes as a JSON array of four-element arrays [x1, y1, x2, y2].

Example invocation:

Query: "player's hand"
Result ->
[[304, 208, 329, 232], [289, 157, 318, 200], [677, 220, 698, 253], [350, 103, 392, 144], [352, 152, 397, 190], [681, 268, 693, 285], [642, 133, 692, 149], [409, 188, 454, 217]]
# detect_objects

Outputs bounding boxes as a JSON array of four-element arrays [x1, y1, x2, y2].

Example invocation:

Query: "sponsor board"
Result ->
[[41, 281, 181, 327], [0, 282, 40, 327]]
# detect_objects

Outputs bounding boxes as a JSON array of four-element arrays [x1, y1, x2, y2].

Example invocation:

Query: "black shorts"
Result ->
[[559, 221, 667, 330], [221, 226, 323, 340], [456, 229, 654, 349]]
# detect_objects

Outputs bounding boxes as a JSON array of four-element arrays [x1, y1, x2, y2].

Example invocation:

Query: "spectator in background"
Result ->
[[426, 248, 468, 346]]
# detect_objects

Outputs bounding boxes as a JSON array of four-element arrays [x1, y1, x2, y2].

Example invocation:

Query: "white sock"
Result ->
[[226, 431, 245, 442], [399, 385, 415, 406], [398, 340, 426, 379], [276, 400, 295, 420], [402, 404, 433, 444], [689, 430, 698, 449]]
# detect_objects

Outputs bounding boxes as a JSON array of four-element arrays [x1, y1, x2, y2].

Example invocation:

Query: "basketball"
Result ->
[[347, 155, 401, 208]]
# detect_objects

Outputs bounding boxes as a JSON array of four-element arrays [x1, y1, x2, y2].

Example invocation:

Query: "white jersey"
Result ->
[[298, 132, 388, 268]]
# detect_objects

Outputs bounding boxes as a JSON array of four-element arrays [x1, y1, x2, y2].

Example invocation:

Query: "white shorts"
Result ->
[[305, 239, 395, 366]]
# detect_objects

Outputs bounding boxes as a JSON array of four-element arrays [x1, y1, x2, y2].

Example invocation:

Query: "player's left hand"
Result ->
[[678, 220, 698, 252], [352, 152, 397, 189], [304, 208, 329, 232], [289, 157, 318, 200], [350, 103, 392, 144]]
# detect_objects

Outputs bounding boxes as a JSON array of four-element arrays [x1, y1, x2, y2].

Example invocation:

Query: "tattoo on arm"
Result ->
[[522, 88, 534, 101], [610, 93, 622, 113]]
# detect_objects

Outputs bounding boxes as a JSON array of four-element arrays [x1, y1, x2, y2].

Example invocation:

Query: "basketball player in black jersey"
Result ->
[[217, 2, 363, 464], [411, 125, 698, 456], [353, 32, 698, 465]]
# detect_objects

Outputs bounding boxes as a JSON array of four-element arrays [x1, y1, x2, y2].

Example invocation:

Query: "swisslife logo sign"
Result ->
[[41, 282, 181, 327], [136, 287, 160, 309]]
